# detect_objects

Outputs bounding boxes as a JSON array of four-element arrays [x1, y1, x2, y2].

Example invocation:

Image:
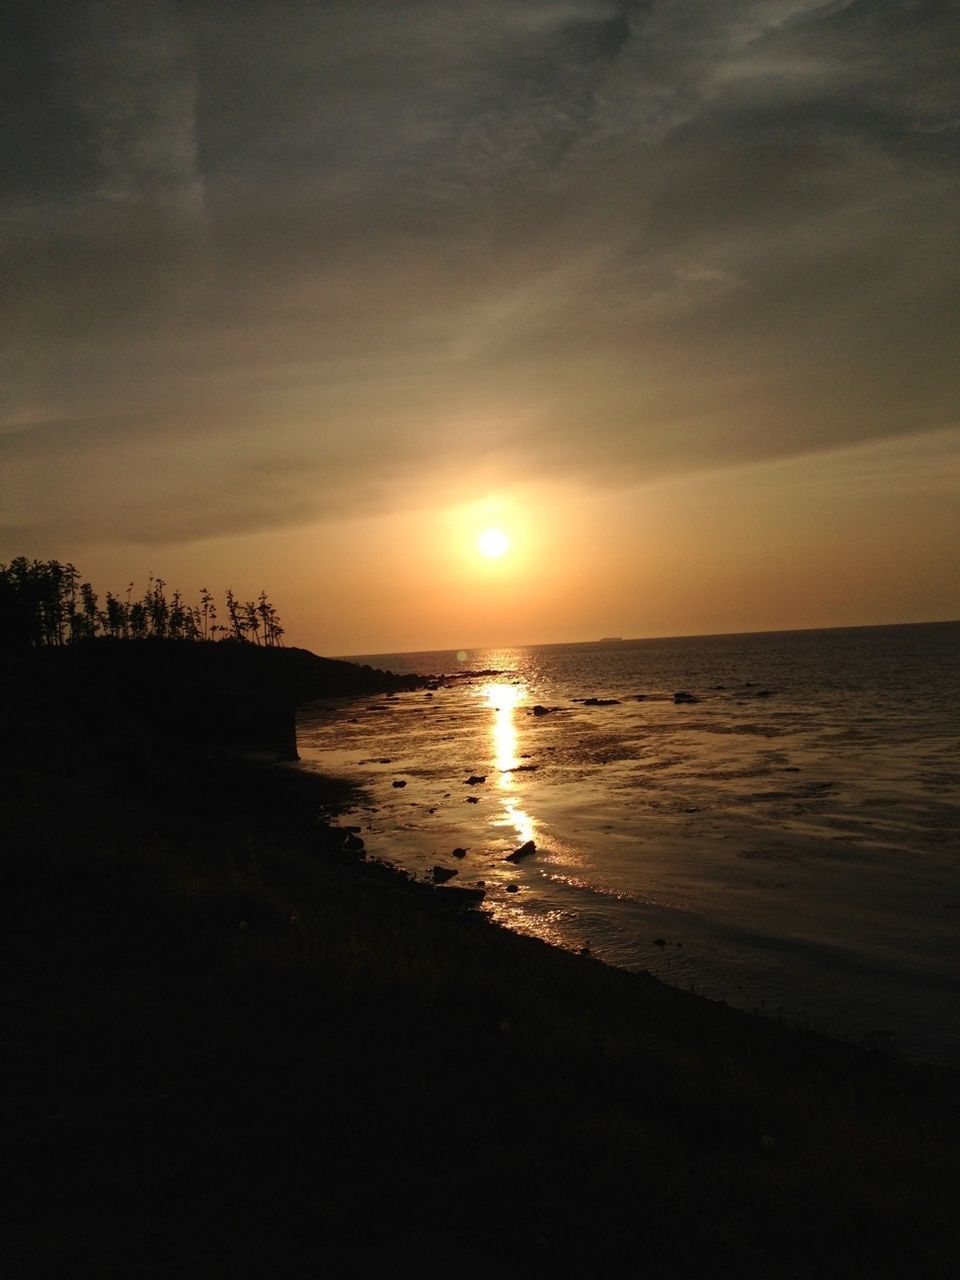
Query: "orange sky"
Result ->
[[2, 3, 958, 654], [59, 428, 958, 655]]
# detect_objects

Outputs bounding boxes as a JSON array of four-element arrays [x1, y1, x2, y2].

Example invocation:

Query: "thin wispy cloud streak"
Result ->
[[2, 0, 957, 545]]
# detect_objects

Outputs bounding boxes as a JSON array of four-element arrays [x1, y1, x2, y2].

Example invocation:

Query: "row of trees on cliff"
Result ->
[[0, 557, 284, 651]]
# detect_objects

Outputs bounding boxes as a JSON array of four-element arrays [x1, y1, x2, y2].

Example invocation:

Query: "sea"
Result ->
[[297, 622, 960, 1063]]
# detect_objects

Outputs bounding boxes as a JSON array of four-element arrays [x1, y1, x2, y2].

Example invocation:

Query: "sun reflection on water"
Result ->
[[481, 681, 538, 847], [483, 682, 522, 776]]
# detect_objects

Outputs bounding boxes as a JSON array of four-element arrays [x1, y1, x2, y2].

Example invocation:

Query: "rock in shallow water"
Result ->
[[505, 839, 537, 863]]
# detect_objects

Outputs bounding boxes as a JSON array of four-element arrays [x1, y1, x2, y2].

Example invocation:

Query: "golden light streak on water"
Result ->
[[483, 681, 522, 778], [503, 799, 536, 846], [482, 681, 538, 846]]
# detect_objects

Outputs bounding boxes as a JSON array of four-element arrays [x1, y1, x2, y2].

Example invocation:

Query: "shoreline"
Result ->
[[6, 642, 960, 1275], [297, 642, 960, 1068]]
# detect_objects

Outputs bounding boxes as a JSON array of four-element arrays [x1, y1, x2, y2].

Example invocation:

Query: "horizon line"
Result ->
[[338, 616, 959, 662]]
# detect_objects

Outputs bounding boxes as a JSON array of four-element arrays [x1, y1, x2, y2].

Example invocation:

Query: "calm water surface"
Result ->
[[298, 623, 960, 1062]]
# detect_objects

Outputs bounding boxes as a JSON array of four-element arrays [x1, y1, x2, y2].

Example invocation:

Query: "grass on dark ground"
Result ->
[[3, 650, 959, 1277]]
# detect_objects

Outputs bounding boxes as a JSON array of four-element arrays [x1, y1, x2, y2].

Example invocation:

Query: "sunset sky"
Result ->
[[2, 1, 957, 654]]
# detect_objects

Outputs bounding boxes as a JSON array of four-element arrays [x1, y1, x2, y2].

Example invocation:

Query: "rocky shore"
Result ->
[[4, 643, 959, 1277]]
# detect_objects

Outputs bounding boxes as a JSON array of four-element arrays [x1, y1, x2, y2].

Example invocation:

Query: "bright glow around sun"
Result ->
[[477, 527, 510, 558]]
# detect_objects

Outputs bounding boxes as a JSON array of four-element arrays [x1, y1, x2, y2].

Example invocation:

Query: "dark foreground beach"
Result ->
[[4, 642, 959, 1278]]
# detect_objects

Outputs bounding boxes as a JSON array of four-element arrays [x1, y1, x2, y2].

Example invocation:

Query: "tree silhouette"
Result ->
[[0, 558, 285, 652]]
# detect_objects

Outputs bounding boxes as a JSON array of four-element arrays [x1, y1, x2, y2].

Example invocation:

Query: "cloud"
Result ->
[[1, 0, 957, 547], [70, 0, 203, 213]]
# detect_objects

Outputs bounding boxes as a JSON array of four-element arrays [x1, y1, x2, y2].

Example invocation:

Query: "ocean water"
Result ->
[[297, 622, 960, 1062]]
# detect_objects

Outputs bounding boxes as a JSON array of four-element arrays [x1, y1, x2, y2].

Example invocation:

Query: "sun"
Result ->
[[477, 527, 510, 559]]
